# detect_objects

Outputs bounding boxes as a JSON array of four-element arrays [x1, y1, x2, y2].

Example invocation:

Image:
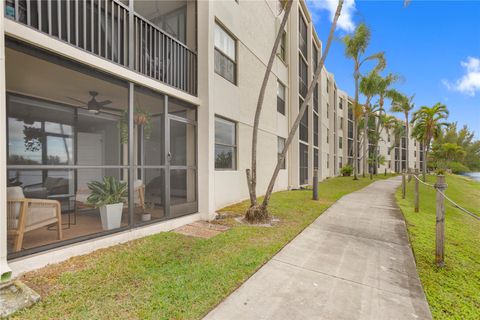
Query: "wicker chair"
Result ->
[[7, 187, 62, 252]]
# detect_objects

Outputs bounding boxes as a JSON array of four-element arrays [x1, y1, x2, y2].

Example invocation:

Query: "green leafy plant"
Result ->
[[87, 176, 127, 208], [340, 164, 353, 177], [118, 107, 152, 144]]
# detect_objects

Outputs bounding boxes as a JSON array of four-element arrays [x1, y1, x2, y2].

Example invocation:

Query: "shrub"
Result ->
[[340, 164, 353, 177], [446, 161, 470, 174]]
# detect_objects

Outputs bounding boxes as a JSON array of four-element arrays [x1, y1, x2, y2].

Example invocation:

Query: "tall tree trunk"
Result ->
[[399, 134, 403, 173], [363, 110, 369, 177], [262, 0, 344, 209], [353, 72, 359, 180], [405, 112, 409, 172], [423, 138, 431, 181], [245, 0, 293, 212]]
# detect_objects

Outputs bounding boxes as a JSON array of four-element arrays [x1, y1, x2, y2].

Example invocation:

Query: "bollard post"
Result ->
[[402, 172, 406, 199], [408, 168, 412, 182], [435, 175, 447, 267], [313, 169, 319, 201], [384, 168, 387, 176], [414, 169, 419, 212]]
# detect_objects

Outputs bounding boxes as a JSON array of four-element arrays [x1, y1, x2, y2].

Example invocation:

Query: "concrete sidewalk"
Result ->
[[204, 177, 432, 320]]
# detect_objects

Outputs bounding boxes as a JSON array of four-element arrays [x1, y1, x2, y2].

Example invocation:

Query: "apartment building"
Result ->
[[0, 0, 420, 278]]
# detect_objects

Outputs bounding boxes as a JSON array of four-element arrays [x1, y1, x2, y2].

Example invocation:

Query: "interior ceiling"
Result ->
[[134, 0, 187, 20], [6, 48, 189, 116], [6, 48, 128, 111]]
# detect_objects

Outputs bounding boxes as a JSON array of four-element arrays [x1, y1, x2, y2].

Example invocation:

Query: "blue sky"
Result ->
[[306, 0, 480, 137]]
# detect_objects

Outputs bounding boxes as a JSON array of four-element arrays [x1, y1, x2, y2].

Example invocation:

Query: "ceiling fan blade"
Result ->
[[66, 96, 88, 105], [98, 100, 112, 106]]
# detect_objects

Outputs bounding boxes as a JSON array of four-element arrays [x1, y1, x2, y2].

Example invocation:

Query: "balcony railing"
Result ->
[[5, 0, 197, 96]]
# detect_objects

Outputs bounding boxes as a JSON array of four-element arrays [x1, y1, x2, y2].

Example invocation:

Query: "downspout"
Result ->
[[0, 0, 12, 281]]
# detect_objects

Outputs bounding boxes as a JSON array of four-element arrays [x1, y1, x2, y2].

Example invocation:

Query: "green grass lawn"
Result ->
[[396, 174, 480, 319], [13, 174, 394, 320]]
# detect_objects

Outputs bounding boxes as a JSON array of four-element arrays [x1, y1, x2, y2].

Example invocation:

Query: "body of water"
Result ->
[[462, 172, 480, 182]]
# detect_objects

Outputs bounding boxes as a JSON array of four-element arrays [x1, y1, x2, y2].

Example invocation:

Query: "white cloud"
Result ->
[[443, 57, 480, 96], [307, 0, 356, 32]]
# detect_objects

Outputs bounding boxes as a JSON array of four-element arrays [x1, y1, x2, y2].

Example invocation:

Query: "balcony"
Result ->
[[5, 0, 197, 96]]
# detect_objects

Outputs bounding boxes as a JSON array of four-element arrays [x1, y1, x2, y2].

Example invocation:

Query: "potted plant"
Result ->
[[119, 107, 152, 144], [340, 164, 353, 177], [87, 176, 127, 230]]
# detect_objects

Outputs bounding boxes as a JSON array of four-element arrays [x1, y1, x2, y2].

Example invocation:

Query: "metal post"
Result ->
[[312, 169, 319, 200], [435, 175, 447, 267], [408, 168, 412, 182], [384, 168, 387, 176], [402, 172, 406, 199], [414, 169, 419, 212]]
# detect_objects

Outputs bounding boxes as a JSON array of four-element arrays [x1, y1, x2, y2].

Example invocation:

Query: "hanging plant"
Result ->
[[23, 126, 44, 152], [118, 107, 152, 144]]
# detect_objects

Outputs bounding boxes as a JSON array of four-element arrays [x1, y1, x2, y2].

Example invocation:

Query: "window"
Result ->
[[326, 79, 329, 93], [299, 57, 308, 98], [278, 137, 286, 170], [215, 116, 236, 169], [327, 153, 329, 169], [313, 84, 319, 112], [339, 98, 343, 110], [298, 12, 307, 58], [299, 104, 309, 143], [340, 117, 344, 130], [299, 143, 308, 185], [339, 136, 343, 149], [414, 150, 417, 157], [278, 31, 287, 61], [314, 113, 319, 147], [326, 103, 329, 119], [313, 44, 318, 71], [339, 156, 343, 169], [214, 23, 236, 84], [277, 81, 286, 115], [327, 128, 329, 144], [388, 134, 391, 142]]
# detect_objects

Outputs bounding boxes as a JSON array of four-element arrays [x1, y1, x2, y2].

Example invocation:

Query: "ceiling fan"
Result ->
[[67, 91, 112, 114]]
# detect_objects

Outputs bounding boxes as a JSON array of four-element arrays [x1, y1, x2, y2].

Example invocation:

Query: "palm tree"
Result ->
[[391, 118, 406, 173], [373, 74, 398, 171], [260, 1, 345, 214], [245, 0, 293, 222], [359, 71, 380, 176], [411, 103, 449, 180], [390, 90, 415, 173], [342, 23, 385, 180]]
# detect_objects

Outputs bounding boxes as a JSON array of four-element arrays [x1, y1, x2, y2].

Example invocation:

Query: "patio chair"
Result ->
[[7, 186, 62, 252]]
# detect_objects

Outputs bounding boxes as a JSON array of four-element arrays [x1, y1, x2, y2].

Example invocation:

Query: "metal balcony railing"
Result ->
[[5, 0, 197, 96]]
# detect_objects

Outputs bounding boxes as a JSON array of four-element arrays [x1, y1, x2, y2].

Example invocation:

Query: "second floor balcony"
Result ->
[[5, 0, 197, 96]]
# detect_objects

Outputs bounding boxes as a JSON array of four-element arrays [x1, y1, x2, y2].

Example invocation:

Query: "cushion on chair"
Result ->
[[44, 177, 69, 195], [25, 205, 57, 229], [7, 187, 24, 219]]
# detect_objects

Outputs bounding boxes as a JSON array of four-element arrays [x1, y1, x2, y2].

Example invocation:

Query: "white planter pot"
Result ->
[[99, 203, 123, 230]]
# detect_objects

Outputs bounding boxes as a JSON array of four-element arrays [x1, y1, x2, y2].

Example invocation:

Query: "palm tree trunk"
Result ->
[[262, 0, 344, 208], [423, 147, 427, 181], [353, 73, 359, 180], [363, 111, 369, 177], [399, 134, 403, 173], [405, 112, 409, 172], [246, 0, 293, 209]]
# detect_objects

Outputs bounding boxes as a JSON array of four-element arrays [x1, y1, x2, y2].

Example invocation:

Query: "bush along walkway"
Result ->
[[205, 176, 432, 320], [13, 175, 393, 320]]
